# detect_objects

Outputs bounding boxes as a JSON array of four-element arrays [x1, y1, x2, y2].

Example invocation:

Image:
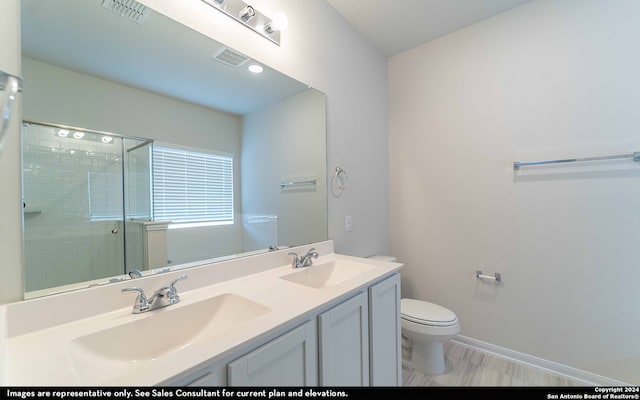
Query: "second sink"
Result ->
[[280, 260, 375, 289]]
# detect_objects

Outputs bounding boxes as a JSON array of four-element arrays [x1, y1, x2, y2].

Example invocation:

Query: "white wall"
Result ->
[[242, 89, 327, 249], [389, 0, 640, 383]]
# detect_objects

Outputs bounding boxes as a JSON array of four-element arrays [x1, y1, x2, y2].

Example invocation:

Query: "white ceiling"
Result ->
[[326, 0, 532, 56]]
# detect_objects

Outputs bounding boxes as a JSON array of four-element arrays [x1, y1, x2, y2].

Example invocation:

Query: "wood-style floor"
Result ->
[[402, 341, 583, 386]]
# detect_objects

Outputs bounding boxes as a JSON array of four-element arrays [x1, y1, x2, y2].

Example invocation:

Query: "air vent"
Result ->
[[212, 47, 251, 67], [102, 0, 152, 24]]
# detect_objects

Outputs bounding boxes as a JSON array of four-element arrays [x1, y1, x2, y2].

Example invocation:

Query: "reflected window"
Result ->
[[152, 145, 234, 227]]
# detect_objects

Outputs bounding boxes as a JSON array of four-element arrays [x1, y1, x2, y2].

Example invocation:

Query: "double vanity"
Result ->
[[1, 241, 403, 386]]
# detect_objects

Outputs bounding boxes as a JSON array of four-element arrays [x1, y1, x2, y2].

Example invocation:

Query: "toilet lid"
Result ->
[[401, 298, 458, 326]]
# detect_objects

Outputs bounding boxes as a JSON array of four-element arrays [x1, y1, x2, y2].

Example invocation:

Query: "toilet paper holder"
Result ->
[[476, 270, 502, 282]]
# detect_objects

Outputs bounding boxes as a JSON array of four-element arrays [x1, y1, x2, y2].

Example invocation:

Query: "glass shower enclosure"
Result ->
[[22, 121, 152, 296]]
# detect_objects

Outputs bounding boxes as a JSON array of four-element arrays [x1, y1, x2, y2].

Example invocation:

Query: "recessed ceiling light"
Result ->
[[248, 64, 264, 74]]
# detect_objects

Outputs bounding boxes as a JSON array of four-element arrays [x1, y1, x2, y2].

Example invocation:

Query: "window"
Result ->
[[152, 145, 234, 227]]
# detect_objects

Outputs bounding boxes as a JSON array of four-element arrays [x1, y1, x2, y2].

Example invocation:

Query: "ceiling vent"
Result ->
[[212, 47, 251, 68], [102, 0, 152, 24]]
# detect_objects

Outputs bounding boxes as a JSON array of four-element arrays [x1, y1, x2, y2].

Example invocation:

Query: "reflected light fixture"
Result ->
[[57, 129, 70, 138], [248, 64, 263, 74], [201, 0, 286, 46], [101, 136, 114, 143], [73, 131, 85, 139]]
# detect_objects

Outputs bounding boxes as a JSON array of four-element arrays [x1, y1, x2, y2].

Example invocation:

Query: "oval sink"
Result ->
[[279, 260, 375, 289], [67, 293, 270, 381]]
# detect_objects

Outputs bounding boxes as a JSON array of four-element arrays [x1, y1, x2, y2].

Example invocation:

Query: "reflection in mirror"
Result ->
[[20, 0, 327, 298]]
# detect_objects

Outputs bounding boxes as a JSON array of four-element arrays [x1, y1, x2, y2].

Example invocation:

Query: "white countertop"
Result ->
[[3, 251, 402, 386]]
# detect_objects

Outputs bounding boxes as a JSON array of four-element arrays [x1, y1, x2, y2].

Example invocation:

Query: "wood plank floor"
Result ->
[[402, 341, 583, 386]]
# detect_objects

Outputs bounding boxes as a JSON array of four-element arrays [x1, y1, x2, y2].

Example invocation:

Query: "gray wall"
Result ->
[[138, 0, 390, 258], [242, 89, 327, 249], [389, 0, 640, 383]]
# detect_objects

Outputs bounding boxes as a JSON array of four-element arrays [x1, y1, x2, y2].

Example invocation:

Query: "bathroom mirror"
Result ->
[[20, 0, 327, 298]]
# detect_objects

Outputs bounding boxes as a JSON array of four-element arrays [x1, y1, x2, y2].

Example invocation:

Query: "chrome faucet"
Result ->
[[122, 275, 188, 314], [288, 248, 319, 269], [128, 269, 143, 279]]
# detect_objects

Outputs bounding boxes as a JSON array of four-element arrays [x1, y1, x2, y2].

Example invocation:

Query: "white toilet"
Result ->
[[367, 255, 461, 375], [401, 298, 460, 374]]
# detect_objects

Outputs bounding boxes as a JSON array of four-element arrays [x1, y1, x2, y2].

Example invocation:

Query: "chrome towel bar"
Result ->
[[280, 179, 316, 188], [514, 152, 640, 170], [476, 270, 502, 282]]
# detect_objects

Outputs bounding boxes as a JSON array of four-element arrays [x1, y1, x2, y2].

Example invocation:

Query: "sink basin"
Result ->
[[280, 260, 375, 289], [67, 293, 270, 380]]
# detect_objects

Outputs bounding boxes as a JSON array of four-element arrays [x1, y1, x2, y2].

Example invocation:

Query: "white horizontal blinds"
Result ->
[[153, 146, 233, 224]]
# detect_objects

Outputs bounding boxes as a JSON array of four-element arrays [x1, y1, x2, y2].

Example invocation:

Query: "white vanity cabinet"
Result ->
[[318, 272, 401, 386], [227, 320, 317, 386], [163, 272, 401, 387], [166, 321, 317, 387], [368, 272, 402, 386], [318, 292, 370, 385]]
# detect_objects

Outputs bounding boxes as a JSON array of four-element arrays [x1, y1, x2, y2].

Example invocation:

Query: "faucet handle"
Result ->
[[167, 275, 188, 302], [122, 287, 150, 313], [305, 248, 319, 257], [169, 275, 188, 290], [288, 252, 300, 268]]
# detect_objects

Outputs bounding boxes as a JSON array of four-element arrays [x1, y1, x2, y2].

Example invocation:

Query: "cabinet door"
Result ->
[[318, 292, 369, 386], [163, 362, 226, 386], [369, 273, 402, 386], [227, 320, 317, 386]]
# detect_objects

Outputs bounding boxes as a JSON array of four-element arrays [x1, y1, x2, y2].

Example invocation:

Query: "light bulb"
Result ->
[[239, 6, 256, 21], [101, 136, 113, 143], [272, 12, 288, 31], [265, 12, 288, 33], [73, 131, 85, 139], [248, 64, 264, 74], [57, 129, 69, 138]]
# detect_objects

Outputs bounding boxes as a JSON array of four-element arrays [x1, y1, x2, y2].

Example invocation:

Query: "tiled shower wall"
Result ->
[[23, 124, 125, 292]]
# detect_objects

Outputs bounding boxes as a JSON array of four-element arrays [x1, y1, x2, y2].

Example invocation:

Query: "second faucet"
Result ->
[[288, 248, 319, 269]]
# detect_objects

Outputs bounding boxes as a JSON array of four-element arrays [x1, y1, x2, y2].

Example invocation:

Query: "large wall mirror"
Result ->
[[20, 0, 327, 298]]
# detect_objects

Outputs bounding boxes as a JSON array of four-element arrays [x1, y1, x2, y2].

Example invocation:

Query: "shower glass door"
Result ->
[[22, 122, 144, 296], [123, 138, 153, 275]]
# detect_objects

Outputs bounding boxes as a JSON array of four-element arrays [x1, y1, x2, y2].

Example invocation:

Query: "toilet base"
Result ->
[[410, 340, 446, 375]]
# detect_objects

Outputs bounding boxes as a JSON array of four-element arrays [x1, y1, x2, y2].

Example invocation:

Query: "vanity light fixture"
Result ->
[[73, 131, 85, 139], [57, 129, 70, 138], [101, 136, 114, 143], [201, 0, 286, 46]]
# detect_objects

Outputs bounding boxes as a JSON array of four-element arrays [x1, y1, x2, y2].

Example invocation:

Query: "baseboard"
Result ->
[[451, 335, 631, 386]]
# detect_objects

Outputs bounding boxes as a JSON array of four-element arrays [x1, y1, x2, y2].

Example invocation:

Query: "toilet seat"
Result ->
[[401, 299, 458, 327]]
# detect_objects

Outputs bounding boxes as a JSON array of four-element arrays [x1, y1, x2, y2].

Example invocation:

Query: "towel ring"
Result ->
[[334, 167, 348, 190]]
